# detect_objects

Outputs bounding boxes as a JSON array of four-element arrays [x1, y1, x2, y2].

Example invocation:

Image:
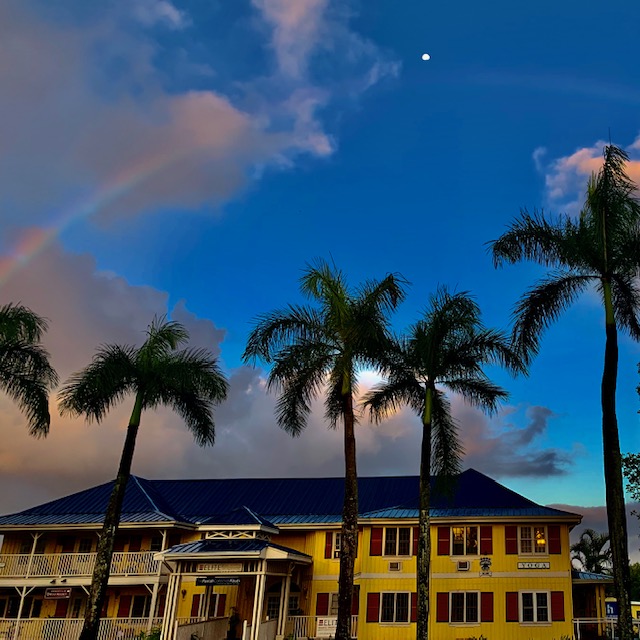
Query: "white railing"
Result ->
[[0, 617, 162, 640], [284, 615, 358, 639], [0, 552, 161, 578], [573, 617, 640, 639]]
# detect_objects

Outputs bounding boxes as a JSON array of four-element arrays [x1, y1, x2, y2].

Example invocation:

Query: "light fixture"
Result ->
[[181, 589, 187, 599], [535, 530, 546, 546], [60, 578, 67, 583], [50, 579, 56, 584]]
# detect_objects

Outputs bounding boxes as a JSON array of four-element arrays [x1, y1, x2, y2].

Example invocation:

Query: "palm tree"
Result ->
[[243, 260, 406, 640], [364, 288, 521, 640], [58, 317, 228, 640], [571, 528, 612, 574], [490, 144, 640, 639], [0, 303, 58, 435]]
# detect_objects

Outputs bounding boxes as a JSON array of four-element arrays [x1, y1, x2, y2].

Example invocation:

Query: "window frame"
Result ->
[[520, 591, 550, 623], [519, 526, 547, 555], [383, 527, 412, 557], [379, 592, 410, 624], [450, 526, 479, 556], [447, 591, 480, 624], [332, 532, 342, 559]]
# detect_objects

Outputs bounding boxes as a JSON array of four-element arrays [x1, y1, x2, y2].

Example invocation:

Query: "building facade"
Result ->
[[0, 469, 608, 639]]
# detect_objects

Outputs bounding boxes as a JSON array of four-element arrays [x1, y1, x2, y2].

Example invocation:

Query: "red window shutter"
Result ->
[[505, 592, 519, 622], [55, 599, 69, 618], [480, 526, 493, 555], [351, 587, 360, 615], [216, 594, 227, 617], [410, 592, 417, 623], [366, 593, 380, 623], [128, 535, 142, 552], [370, 528, 383, 556], [480, 592, 494, 622], [118, 595, 132, 618], [437, 527, 450, 555], [436, 593, 449, 622], [505, 526, 518, 554], [413, 527, 419, 556], [316, 593, 329, 616], [157, 594, 166, 617], [191, 594, 201, 618], [551, 591, 565, 621], [325, 532, 333, 559], [548, 526, 561, 554]]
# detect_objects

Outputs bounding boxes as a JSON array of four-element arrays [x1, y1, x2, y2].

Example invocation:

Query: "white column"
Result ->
[[277, 569, 292, 636], [160, 572, 180, 640], [250, 561, 267, 640]]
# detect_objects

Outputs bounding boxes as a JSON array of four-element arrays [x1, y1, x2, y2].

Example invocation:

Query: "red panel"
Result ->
[[412, 527, 419, 556], [410, 592, 417, 623], [505, 592, 519, 622], [436, 593, 449, 622], [54, 599, 69, 618], [117, 595, 132, 618], [437, 527, 450, 555], [190, 594, 201, 618], [113, 536, 127, 552], [101, 596, 110, 618], [505, 526, 518, 554], [351, 587, 360, 615], [216, 593, 227, 617], [480, 592, 494, 622], [156, 594, 166, 617], [370, 528, 383, 556], [551, 591, 565, 621], [366, 593, 380, 623], [325, 532, 333, 559], [548, 526, 561, 554], [480, 525, 493, 555], [316, 593, 329, 616]]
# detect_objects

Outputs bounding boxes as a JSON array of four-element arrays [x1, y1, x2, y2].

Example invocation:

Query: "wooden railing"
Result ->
[[284, 615, 358, 638], [0, 617, 162, 640], [0, 552, 161, 579]]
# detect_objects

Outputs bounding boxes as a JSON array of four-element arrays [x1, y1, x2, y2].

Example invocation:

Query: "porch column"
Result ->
[[250, 560, 267, 640], [277, 568, 292, 636], [160, 571, 180, 640]]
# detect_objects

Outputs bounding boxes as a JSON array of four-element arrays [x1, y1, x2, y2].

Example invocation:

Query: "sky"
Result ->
[[1, 0, 640, 552]]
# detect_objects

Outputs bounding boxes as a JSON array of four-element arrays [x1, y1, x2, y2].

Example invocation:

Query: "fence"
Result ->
[[0, 552, 161, 578], [0, 617, 162, 640]]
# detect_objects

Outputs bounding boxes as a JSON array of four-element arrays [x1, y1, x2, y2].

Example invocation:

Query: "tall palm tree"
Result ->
[[490, 144, 640, 639], [364, 288, 521, 640], [571, 528, 612, 574], [243, 260, 406, 640], [0, 303, 58, 435], [58, 317, 228, 640]]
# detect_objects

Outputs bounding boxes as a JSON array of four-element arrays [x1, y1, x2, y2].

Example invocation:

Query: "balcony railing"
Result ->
[[0, 552, 161, 579], [0, 617, 162, 640]]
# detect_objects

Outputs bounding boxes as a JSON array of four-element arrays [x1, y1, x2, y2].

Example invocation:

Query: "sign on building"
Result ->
[[316, 617, 337, 638], [45, 587, 72, 599]]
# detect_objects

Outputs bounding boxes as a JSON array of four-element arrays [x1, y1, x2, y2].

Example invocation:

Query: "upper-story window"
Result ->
[[451, 526, 478, 555], [384, 528, 412, 556], [505, 525, 561, 555], [324, 531, 342, 559]]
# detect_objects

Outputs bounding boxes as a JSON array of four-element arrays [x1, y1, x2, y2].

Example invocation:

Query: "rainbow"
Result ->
[[0, 148, 192, 288]]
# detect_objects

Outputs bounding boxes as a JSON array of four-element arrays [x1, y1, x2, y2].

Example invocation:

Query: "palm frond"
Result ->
[[511, 272, 593, 363], [610, 273, 640, 341], [364, 376, 424, 424], [443, 377, 508, 414], [58, 345, 137, 423], [0, 303, 49, 343], [139, 317, 189, 365], [430, 391, 463, 479]]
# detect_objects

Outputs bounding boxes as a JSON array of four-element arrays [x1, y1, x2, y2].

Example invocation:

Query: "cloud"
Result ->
[[0, 0, 398, 230], [535, 135, 640, 214]]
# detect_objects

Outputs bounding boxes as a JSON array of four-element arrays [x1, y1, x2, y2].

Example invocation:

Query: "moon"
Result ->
[[421, 53, 431, 61]]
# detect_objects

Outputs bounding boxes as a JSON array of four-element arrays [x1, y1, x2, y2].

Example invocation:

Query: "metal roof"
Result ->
[[572, 570, 614, 583], [0, 469, 581, 528], [164, 538, 311, 558]]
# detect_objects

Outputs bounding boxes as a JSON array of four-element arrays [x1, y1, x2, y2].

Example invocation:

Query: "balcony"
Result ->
[[0, 552, 162, 579]]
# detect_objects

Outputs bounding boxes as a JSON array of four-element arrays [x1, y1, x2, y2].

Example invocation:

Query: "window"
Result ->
[[150, 535, 163, 552], [521, 592, 548, 622], [451, 527, 478, 555], [78, 538, 93, 553], [332, 532, 341, 558], [450, 592, 478, 623], [384, 528, 411, 556], [380, 593, 409, 623], [520, 526, 546, 554], [131, 595, 150, 618]]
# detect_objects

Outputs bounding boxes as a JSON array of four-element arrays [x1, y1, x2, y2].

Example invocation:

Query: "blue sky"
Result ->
[[1, 0, 640, 542]]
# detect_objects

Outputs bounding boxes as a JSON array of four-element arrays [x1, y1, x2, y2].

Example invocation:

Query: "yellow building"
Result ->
[[0, 469, 609, 639]]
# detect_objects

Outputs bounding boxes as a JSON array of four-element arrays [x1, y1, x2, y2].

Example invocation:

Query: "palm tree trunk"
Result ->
[[79, 393, 143, 640], [417, 387, 432, 640], [335, 391, 357, 640], [601, 284, 632, 640]]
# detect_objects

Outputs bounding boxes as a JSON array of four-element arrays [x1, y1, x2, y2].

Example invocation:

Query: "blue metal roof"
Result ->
[[0, 469, 581, 528], [164, 538, 311, 558], [572, 570, 614, 582]]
